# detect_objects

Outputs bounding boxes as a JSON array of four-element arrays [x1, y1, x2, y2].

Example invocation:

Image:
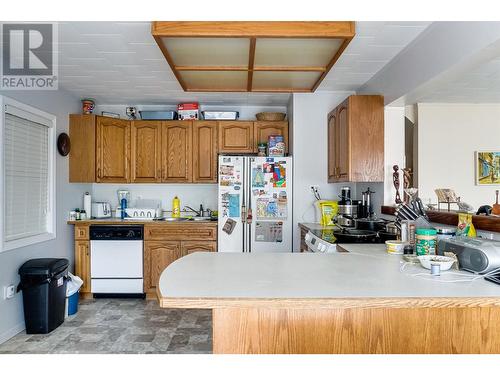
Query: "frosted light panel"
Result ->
[[254, 38, 343, 67], [180, 71, 247, 90], [252, 71, 321, 90], [162, 37, 250, 67]]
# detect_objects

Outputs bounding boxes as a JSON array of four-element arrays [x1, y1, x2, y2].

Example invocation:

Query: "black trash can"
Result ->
[[18, 258, 69, 334]]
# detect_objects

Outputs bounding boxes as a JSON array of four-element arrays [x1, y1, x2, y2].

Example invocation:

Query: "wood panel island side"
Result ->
[[158, 244, 500, 354]]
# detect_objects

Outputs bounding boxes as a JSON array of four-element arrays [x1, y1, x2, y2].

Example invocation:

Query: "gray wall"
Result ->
[[0, 89, 87, 343]]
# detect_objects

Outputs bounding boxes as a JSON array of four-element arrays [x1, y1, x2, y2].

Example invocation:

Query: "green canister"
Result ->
[[415, 228, 437, 256]]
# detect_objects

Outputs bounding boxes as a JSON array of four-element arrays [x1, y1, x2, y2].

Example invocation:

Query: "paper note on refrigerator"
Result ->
[[228, 194, 240, 218]]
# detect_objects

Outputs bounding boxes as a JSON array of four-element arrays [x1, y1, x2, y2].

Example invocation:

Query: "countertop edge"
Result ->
[[157, 296, 500, 309], [67, 220, 218, 225]]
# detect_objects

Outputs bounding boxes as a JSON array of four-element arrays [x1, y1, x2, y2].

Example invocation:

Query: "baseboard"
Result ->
[[0, 322, 25, 345]]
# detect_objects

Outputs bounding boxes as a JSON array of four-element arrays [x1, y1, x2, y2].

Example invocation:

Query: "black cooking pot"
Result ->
[[355, 218, 386, 232], [377, 230, 398, 243], [332, 229, 377, 243]]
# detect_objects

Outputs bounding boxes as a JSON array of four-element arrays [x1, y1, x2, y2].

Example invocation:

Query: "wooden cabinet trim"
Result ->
[[145, 224, 217, 241], [75, 240, 90, 293], [74, 225, 90, 240]]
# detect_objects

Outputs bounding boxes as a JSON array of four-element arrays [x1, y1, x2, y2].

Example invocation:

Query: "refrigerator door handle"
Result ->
[[241, 204, 247, 224]]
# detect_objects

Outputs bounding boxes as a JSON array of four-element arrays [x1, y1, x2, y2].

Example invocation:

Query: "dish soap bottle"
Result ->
[[172, 196, 181, 218]]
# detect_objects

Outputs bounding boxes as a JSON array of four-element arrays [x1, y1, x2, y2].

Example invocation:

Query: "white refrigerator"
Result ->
[[218, 156, 293, 253]]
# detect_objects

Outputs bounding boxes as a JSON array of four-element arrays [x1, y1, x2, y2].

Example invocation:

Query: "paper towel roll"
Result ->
[[84, 192, 91, 219]]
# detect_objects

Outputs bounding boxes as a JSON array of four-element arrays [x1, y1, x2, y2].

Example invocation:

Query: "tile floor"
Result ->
[[0, 298, 212, 354]]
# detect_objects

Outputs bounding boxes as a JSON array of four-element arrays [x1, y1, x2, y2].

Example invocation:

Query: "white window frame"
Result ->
[[0, 96, 57, 252]]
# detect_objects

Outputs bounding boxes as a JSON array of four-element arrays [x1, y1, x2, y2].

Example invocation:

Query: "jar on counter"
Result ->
[[257, 143, 267, 156], [436, 227, 456, 243], [415, 228, 437, 256]]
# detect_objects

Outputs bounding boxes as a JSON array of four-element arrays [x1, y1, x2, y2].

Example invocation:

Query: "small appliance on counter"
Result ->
[[91, 202, 112, 218], [437, 237, 500, 274], [117, 190, 130, 219]]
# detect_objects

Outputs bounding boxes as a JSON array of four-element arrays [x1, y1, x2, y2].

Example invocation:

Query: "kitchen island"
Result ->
[[158, 244, 500, 354]]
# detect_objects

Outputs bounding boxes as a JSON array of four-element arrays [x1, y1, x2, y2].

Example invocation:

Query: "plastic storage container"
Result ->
[[139, 111, 177, 120], [415, 228, 437, 256], [18, 258, 69, 334]]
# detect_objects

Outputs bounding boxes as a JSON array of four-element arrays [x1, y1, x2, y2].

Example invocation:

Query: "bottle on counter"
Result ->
[[172, 196, 181, 218]]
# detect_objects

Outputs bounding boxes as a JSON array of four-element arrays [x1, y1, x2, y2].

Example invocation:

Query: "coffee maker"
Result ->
[[336, 187, 359, 227]]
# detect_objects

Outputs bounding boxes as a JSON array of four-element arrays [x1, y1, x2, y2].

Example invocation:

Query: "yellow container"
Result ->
[[316, 200, 339, 226], [172, 196, 181, 218]]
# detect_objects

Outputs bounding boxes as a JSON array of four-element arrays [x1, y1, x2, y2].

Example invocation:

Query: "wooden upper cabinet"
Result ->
[[253, 121, 289, 153], [218, 121, 254, 153], [337, 101, 349, 181], [327, 110, 337, 181], [162, 121, 193, 182], [143, 241, 183, 294], [69, 115, 96, 183], [328, 95, 384, 183], [193, 121, 218, 183], [96, 117, 131, 183], [131, 121, 162, 183]]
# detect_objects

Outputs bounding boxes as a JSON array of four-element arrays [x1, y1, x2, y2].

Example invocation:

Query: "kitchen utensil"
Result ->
[[331, 229, 377, 243], [355, 217, 386, 232], [418, 255, 455, 271], [493, 190, 500, 215], [378, 230, 398, 242], [337, 215, 355, 227]]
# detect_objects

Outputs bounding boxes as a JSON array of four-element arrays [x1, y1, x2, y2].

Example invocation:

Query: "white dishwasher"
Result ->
[[90, 225, 144, 296]]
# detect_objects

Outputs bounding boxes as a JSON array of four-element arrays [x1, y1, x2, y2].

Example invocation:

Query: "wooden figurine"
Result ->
[[393, 165, 402, 204], [403, 168, 412, 203]]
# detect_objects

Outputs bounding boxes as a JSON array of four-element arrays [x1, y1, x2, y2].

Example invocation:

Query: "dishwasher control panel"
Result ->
[[90, 225, 143, 240]]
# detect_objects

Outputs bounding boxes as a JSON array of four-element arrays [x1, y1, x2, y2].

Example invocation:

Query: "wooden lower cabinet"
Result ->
[[75, 240, 91, 296], [144, 241, 183, 295], [144, 239, 216, 297], [181, 241, 217, 255]]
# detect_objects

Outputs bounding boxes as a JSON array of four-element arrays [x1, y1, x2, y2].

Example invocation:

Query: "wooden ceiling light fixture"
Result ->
[[152, 21, 355, 93]]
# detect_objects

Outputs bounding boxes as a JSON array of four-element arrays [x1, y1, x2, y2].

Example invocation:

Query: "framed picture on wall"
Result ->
[[476, 151, 500, 185]]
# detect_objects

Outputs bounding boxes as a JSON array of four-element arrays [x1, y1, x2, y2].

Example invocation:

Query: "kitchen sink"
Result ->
[[161, 217, 191, 222], [189, 217, 214, 221]]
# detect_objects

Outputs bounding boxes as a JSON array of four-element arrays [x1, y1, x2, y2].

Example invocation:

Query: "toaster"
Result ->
[[92, 202, 112, 218], [438, 237, 500, 274]]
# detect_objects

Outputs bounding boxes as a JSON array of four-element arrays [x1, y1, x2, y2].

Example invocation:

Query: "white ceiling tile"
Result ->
[[57, 21, 431, 103]]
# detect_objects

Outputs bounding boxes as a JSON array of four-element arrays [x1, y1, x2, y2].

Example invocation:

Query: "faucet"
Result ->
[[184, 205, 202, 217]]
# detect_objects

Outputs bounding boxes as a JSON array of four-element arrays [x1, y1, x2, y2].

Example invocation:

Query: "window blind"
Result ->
[[4, 112, 50, 242]]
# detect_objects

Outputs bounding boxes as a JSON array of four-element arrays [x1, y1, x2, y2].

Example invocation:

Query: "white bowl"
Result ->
[[418, 255, 455, 271]]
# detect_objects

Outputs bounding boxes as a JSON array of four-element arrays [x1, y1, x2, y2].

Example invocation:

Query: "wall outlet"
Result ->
[[3, 285, 15, 300], [309, 185, 319, 192]]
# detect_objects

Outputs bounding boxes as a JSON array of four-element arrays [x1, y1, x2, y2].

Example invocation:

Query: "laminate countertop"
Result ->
[[158, 244, 500, 309], [68, 218, 217, 225]]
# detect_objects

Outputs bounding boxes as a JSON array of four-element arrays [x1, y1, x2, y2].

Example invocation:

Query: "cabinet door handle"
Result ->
[[97, 168, 101, 179]]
